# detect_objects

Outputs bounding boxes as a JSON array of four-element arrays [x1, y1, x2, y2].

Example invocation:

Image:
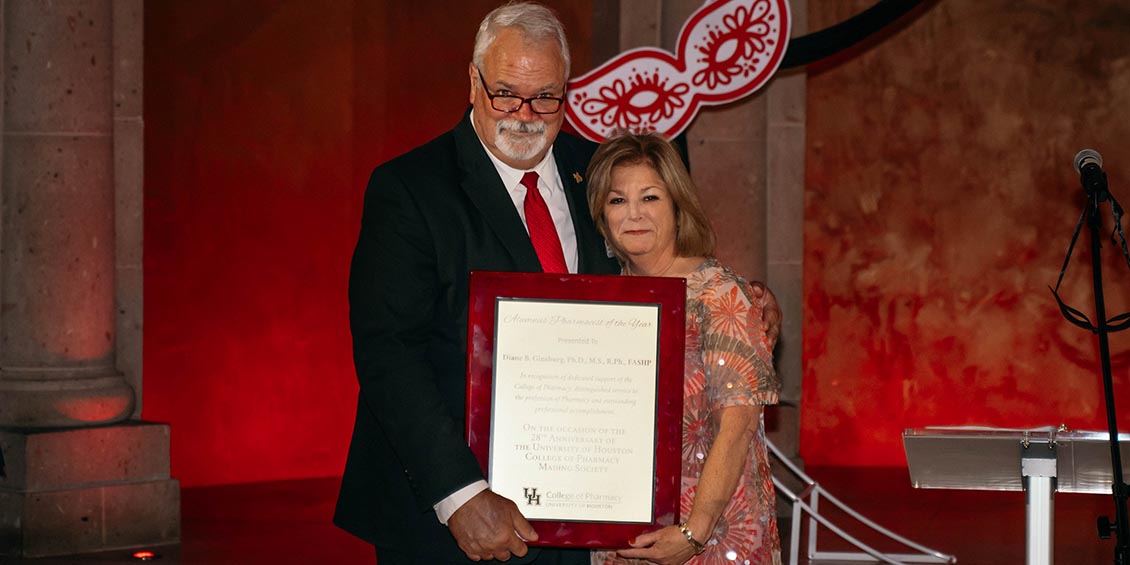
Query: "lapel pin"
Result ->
[[572, 172, 583, 184]]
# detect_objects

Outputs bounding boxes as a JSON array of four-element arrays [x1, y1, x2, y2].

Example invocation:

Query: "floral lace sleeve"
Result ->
[[699, 277, 779, 411]]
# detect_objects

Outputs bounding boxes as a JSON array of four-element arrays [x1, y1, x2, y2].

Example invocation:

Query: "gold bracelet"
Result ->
[[678, 522, 706, 555]]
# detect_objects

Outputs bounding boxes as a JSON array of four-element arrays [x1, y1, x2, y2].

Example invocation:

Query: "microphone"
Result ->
[[1074, 148, 1108, 197], [1075, 149, 1103, 173]]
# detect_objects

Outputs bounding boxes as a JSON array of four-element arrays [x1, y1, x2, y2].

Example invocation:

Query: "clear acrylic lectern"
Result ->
[[904, 427, 1130, 565]]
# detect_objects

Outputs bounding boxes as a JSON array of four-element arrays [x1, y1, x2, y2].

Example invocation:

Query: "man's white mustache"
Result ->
[[497, 119, 547, 135]]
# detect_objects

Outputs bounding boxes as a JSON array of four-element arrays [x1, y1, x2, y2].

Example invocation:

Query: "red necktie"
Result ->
[[520, 171, 568, 273]]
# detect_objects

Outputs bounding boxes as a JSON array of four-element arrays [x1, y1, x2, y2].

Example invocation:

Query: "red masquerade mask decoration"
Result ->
[[565, 0, 791, 142]]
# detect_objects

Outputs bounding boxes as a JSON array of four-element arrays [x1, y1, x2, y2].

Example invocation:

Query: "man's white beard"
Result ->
[[495, 118, 548, 163]]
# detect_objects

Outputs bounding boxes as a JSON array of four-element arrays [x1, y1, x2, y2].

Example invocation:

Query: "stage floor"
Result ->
[[8, 466, 1120, 564]]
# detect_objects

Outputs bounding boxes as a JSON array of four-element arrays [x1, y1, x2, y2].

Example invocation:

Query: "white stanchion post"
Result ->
[[1021, 441, 1057, 565]]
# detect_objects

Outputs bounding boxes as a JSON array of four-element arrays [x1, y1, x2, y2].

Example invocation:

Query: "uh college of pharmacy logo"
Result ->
[[523, 487, 542, 506], [565, 0, 791, 142]]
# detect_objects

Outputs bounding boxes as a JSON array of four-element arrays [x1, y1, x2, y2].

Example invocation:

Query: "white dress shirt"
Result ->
[[482, 144, 579, 274]]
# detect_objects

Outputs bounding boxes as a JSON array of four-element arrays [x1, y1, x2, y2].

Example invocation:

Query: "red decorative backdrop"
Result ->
[[144, 1, 594, 487], [145, 1, 1130, 486]]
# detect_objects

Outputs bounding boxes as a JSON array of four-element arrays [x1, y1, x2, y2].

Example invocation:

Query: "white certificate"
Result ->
[[489, 298, 660, 523]]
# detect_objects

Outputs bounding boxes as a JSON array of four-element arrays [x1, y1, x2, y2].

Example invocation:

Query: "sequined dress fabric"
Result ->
[[593, 258, 781, 565]]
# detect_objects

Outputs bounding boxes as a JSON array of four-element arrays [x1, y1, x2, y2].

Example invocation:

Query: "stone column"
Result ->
[[764, 0, 806, 466], [0, 0, 133, 431], [0, 1, 177, 557]]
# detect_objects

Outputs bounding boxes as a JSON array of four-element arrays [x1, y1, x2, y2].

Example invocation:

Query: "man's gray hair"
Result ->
[[472, 2, 571, 79]]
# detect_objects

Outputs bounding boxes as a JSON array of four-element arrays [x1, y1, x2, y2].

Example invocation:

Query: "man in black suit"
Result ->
[[334, 3, 615, 563]]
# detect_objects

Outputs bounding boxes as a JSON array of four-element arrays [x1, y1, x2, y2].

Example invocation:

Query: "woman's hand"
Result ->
[[748, 280, 781, 346], [615, 525, 699, 565]]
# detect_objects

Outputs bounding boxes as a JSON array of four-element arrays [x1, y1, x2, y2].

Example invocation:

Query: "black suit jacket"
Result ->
[[335, 110, 619, 561]]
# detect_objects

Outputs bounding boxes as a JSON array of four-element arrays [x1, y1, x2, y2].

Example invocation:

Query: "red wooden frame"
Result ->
[[466, 270, 685, 548]]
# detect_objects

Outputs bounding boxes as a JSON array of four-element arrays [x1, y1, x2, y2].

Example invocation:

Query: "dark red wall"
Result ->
[[144, 1, 594, 487], [802, 0, 1130, 465]]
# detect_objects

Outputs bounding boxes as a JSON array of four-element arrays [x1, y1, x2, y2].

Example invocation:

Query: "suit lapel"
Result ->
[[453, 113, 542, 271]]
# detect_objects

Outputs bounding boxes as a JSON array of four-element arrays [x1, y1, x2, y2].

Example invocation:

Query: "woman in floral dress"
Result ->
[[585, 131, 782, 565]]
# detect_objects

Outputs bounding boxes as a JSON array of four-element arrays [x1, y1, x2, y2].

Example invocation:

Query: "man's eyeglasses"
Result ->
[[476, 68, 564, 115]]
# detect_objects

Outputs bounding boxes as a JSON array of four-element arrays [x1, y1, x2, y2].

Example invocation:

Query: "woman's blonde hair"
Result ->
[[586, 131, 715, 263]]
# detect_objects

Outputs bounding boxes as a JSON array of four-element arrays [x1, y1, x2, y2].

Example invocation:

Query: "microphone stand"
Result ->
[[1054, 158, 1130, 564], [1085, 177, 1130, 564]]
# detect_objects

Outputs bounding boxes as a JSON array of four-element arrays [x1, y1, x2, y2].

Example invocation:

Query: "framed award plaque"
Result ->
[[466, 270, 685, 548]]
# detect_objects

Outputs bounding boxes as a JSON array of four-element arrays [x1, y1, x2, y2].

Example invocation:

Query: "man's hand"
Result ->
[[447, 489, 538, 562], [749, 281, 781, 346]]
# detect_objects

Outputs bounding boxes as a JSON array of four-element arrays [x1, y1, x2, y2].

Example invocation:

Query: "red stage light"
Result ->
[[132, 550, 160, 560]]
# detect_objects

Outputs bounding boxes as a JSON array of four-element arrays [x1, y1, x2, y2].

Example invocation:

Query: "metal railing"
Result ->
[[768, 440, 957, 565]]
